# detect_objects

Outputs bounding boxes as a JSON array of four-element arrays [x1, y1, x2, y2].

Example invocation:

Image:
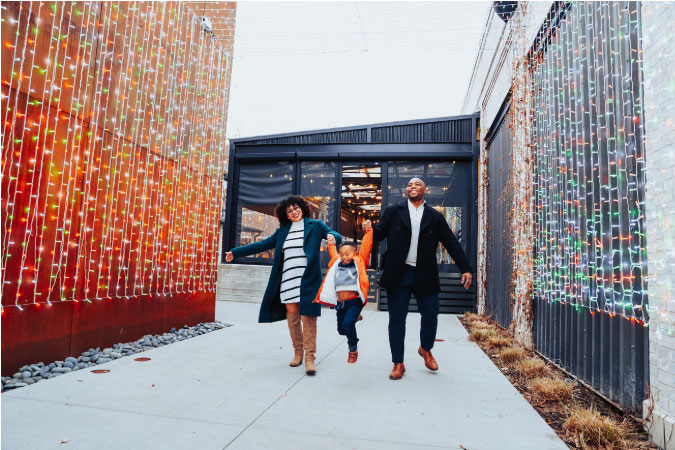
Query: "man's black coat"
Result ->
[[373, 200, 473, 294]]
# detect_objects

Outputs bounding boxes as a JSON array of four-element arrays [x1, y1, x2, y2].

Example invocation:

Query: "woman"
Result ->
[[225, 195, 342, 375]]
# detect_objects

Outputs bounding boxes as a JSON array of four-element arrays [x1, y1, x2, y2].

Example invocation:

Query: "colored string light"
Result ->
[[1, 1, 231, 309], [529, 2, 647, 323]]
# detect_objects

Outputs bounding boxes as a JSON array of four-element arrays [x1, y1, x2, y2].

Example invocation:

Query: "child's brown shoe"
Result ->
[[348, 351, 358, 364]]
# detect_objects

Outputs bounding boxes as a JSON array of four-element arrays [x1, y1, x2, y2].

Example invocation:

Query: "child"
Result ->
[[314, 228, 373, 364]]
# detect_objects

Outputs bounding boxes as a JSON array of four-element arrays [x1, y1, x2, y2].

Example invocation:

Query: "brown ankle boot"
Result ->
[[301, 315, 317, 375], [286, 313, 303, 367]]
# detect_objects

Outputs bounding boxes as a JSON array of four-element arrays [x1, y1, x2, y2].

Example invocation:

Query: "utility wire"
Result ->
[[354, 2, 369, 53]]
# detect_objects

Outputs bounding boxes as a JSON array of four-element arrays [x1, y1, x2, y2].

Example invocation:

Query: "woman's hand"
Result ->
[[326, 234, 336, 246], [225, 251, 234, 263]]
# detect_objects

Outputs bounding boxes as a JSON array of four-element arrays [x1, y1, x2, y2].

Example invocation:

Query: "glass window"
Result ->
[[235, 162, 294, 261], [300, 161, 337, 269], [387, 161, 471, 268], [300, 161, 337, 226]]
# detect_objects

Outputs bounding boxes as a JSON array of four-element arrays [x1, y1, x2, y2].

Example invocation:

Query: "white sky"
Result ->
[[226, 1, 491, 139]]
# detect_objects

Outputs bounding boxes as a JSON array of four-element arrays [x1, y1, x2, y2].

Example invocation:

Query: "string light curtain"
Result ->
[[530, 2, 647, 323], [1, 2, 230, 309]]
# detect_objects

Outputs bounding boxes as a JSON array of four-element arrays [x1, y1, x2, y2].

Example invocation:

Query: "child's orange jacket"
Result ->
[[313, 229, 373, 306]]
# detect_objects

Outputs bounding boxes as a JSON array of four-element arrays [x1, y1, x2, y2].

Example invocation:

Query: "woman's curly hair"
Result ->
[[275, 195, 311, 226]]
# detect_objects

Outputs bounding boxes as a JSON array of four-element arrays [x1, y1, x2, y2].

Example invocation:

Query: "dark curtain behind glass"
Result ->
[[300, 161, 337, 269], [235, 162, 294, 261], [387, 161, 471, 271]]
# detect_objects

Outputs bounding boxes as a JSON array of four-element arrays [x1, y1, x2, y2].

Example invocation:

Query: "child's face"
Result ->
[[338, 245, 356, 265]]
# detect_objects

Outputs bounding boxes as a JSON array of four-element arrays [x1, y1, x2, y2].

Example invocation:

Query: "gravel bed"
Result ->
[[1, 321, 231, 392]]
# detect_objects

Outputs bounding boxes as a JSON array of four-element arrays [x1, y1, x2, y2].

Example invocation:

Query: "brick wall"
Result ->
[[642, 2, 675, 448]]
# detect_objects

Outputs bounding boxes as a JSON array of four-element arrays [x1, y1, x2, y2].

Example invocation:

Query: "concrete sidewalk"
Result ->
[[1, 302, 567, 450]]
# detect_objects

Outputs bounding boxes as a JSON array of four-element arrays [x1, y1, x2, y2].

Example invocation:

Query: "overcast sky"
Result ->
[[226, 1, 490, 139]]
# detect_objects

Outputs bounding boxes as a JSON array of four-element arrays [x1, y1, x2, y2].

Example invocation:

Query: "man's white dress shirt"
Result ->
[[405, 200, 425, 266]]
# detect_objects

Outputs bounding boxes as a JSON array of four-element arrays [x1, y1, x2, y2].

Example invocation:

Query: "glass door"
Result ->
[[340, 162, 382, 268]]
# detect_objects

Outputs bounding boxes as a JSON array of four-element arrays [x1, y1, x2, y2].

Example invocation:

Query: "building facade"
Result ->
[[464, 1, 675, 447]]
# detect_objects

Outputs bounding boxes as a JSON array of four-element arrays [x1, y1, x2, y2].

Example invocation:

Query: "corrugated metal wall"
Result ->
[[485, 112, 513, 329], [534, 298, 648, 411], [238, 129, 368, 145], [528, 2, 648, 412], [371, 119, 473, 143], [481, 2, 649, 412]]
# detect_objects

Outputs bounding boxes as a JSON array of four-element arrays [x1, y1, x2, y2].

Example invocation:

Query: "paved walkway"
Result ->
[[2, 302, 567, 450]]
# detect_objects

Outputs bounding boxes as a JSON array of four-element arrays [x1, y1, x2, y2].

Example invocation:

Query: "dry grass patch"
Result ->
[[463, 312, 485, 324], [517, 357, 549, 378], [469, 328, 494, 342], [487, 336, 512, 348], [530, 376, 573, 403], [498, 346, 526, 363], [563, 406, 627, 449], [469, 320, 492, 329]]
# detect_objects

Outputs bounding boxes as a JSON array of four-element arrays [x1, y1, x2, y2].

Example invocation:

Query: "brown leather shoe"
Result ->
[[418, 346, 439, 371], [347, 351, 358, 364], [389, 363, 406, 380]]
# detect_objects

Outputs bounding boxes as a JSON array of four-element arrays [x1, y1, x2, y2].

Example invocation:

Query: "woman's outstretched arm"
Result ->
[[226, 229, 279, 262]]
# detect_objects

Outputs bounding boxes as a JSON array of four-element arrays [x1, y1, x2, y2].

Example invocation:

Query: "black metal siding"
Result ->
[[528, 2, 648, 412], [232, 116, 476, 146], [534, 298, 648, 411], [371, 119, 473, 143], [378, 272, 475, 314], [485, 112, 513, 329], [238, 129, 368, 145]]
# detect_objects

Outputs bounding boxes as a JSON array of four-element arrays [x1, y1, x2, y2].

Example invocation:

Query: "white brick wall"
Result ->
[[642, 3, 675, 449], [217, 264, 272, 303]]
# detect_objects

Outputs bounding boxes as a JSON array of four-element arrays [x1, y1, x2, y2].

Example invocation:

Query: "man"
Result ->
[[363, 178, 473, 380]]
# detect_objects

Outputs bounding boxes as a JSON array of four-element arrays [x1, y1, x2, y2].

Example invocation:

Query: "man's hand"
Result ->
[[461, 272, 472, 290], [326, 234, 336, 246], [225, 251, 234, 263], [362, 220, 372, 233]]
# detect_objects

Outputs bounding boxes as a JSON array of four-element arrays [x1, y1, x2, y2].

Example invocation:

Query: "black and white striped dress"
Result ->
[[280, 220, 306, 304]]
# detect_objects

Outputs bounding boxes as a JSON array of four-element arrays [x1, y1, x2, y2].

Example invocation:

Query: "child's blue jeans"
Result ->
[[335, 297, 363, 351]]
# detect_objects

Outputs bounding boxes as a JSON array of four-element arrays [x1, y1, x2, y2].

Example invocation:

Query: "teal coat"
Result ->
[[230, 218, 342, 323]]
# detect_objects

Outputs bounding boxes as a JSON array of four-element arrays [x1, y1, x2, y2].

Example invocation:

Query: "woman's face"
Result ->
[[286, 204, 303, 223]]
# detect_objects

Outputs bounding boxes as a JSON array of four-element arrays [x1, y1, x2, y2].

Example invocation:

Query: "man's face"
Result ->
[[406, 178, 425, 202]]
